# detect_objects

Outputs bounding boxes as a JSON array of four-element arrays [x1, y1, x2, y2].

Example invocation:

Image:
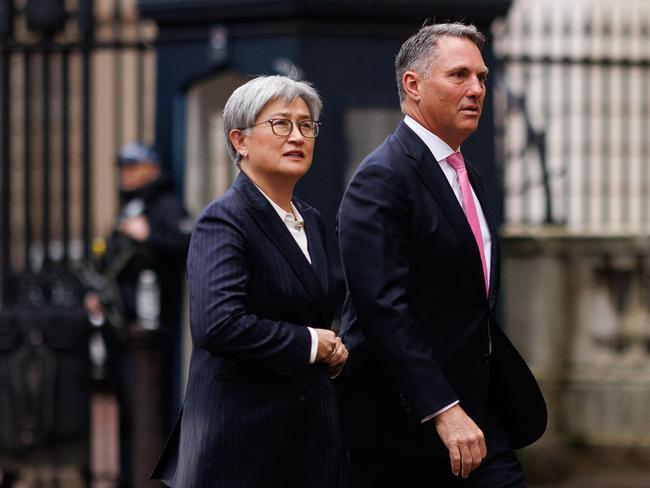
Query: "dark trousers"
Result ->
[[349, 420, 525, 488]]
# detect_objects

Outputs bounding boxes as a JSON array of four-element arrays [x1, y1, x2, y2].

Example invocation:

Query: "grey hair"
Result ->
[[395, 22, 486, 104], [223, 75, 323, 165]]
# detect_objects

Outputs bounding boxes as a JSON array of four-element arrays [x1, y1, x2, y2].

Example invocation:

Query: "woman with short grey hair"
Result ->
[[152, 75, 349, 487], [223, 75, 323, 165]]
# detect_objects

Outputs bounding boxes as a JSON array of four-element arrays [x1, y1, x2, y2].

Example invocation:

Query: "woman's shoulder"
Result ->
[[195, 186, 249, 225]]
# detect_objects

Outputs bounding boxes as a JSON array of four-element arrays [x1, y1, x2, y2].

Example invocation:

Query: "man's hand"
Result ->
[[119, 215, 150, 242], [314, 329, 348, 373], [434, 404, 487, 478]]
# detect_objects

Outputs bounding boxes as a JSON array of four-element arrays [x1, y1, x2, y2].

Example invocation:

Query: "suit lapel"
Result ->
[[233, 172, 330, 324], [394, 123, 488, 296], [301, 208, 329, 298]]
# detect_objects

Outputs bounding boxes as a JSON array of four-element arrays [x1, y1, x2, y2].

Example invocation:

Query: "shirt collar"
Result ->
[[255, 185, 305, 230], [403, 115, 459, 162]]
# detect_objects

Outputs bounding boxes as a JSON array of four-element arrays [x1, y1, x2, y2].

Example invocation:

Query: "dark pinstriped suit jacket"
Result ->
[[152, 171, 345, 487]]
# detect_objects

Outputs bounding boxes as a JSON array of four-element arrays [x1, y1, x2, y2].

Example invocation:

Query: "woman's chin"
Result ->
[[277, 160, 312, 178]]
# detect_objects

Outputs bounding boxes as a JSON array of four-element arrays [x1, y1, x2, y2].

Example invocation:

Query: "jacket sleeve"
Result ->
[[188, 201, 311, 369], [338, 162, 458, 421]]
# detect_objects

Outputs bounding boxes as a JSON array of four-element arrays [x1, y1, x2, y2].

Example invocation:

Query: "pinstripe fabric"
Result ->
[[151, 171, 346, 487]]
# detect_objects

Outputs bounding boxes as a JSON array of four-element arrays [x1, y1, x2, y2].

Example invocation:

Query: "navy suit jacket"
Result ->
[[337, 122, 546, 456], [152, 171, 344, 487]]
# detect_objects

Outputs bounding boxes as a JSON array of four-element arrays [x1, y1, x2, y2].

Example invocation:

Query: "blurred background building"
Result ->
[[2, 0, 650, 486], [495, 1, 650, 485]]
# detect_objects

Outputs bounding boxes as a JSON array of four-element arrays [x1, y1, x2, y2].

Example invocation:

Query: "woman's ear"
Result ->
[[229, 129, 248, 158]]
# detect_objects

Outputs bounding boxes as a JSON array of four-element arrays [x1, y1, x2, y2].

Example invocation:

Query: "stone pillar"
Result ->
[[129, 324, 164, 488], [502, 231, 650, 482]]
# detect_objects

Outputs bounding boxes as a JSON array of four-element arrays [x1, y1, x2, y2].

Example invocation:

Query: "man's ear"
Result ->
[[403, 71, 421, 102], [229, 129, 247, 156]]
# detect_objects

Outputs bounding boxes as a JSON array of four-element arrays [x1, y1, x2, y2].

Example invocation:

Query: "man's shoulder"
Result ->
[[351, 130, 416, 184]]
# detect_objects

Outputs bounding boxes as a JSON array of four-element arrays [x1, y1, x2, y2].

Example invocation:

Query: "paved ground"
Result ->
[[530, 472, 650, 488]]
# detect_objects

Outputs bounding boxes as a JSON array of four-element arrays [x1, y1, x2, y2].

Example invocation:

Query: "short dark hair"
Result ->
[[395, 22, 486, 103]]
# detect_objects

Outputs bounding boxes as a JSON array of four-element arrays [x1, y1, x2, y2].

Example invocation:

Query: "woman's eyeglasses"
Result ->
[[242, 118, 320, 138]]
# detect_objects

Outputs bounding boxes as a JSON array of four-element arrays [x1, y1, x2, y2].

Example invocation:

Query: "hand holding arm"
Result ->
[[433, 404, 487, 478], [313, 329, 348, 374]]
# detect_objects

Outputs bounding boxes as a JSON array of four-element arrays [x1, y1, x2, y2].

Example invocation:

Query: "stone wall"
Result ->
[[502, 230, 650, 478]]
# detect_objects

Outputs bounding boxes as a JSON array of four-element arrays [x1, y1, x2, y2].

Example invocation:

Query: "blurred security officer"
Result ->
[[85, 142, 191, 488]]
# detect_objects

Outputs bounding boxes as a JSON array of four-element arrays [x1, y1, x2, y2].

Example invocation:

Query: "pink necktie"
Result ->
[[447, 152, 488, 294]]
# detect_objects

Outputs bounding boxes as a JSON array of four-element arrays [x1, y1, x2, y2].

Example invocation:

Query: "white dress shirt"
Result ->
[[404, 116, 492, 283], [256, 186, 319, 364], [403, 116, 492, 422]]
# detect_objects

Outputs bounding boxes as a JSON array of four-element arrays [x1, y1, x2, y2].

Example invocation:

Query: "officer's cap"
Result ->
[[116, 142, 160, 167]]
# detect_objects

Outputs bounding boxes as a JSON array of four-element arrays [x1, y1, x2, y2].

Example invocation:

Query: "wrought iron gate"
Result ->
[[0, 0, 155, 485], [494, 0, 650, 233], [1, 0, 155, 286]]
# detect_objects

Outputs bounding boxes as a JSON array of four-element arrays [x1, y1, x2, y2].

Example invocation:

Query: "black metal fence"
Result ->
[[494, 1, 650, 233], [0, 0, 155, 293], [0, 0, 155, 484]]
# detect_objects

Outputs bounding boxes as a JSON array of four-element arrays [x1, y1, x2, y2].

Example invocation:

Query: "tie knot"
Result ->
[[447, 152, 465, 171]]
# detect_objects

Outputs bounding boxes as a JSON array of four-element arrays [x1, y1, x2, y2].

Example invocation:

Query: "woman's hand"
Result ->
[[314, 329, 348, 374], [328, 341, 348, 377]]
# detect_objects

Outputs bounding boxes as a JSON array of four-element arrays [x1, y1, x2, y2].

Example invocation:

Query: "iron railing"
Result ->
[[0, 0, 156, 303], [494, 0, 650, 234]]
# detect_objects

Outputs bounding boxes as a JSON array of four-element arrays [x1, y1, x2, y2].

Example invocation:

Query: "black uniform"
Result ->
[[108, 175, 191, 324], [99, 175, 190, 488]]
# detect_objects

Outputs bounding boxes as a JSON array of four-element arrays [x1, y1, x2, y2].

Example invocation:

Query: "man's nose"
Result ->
[[467, 75, 485, 96]]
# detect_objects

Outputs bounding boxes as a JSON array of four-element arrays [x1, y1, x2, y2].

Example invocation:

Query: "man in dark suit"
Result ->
[[337, 23, 547, 487]]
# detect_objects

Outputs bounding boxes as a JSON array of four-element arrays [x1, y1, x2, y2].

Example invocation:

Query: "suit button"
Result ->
[[298, 394, 305, 401], [483, 354, 490, 364]]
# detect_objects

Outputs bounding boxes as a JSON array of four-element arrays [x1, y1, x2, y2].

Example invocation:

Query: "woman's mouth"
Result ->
[[283, 150, 305, 158]]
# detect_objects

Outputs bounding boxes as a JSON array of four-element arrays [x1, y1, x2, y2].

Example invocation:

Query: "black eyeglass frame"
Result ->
[[241, 118, 321, 138]]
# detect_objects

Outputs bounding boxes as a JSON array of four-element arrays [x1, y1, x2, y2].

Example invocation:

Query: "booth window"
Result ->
[[344, 107, 403, 186]]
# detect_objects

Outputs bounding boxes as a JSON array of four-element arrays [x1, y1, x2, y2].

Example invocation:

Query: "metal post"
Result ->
[[1, 45, 11, 297], [42, 49, 52, 268], [82, 43, 92, 262], [129, 324, 164, 488], [62, 49, 70, 267], [24, 50, 33, 271]]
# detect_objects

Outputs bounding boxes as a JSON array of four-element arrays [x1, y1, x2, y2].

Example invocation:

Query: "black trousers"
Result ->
[[349, 418, 525, 488]]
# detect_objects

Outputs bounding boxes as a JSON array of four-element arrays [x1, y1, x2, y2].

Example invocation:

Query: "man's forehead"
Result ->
[[433, 38, 486, 67]]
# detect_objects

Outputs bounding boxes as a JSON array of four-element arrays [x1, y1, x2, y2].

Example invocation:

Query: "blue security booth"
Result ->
[[138, 0, 511, 249]]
